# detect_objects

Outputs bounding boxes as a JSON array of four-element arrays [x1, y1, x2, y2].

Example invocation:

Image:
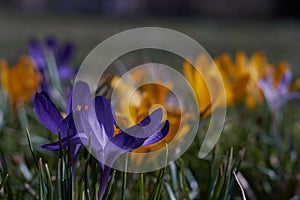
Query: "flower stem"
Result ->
[[121, 153, 128, 200], [139, 173, 145, 200]]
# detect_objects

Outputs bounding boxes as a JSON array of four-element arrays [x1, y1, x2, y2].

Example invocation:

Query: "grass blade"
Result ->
[[178, 159, 190, 200], [164, 182, 176, 200], [0, 174, 8, 190], [139, 173, 145, 200], [39, 158, 47, 200], [45, 163, 53, 200], [149, 144, 169, 200], [26, 128, 39, 169], [57, 159, 62, 200], [169, 162, 179, 198]]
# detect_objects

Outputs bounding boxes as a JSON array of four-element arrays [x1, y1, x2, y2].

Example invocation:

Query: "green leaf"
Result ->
[[0, 174, 8, 190], [45, 163, 53, 200], [149, 144, 169, 200], [39, 158, 47, 200], [26, 128, 39, 169], [178, 159, 190, 200]]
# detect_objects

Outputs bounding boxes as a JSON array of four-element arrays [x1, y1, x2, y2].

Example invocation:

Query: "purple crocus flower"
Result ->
[[33, 89, 82, 161], [73, 92, 168, 199], [28, 37, 76, 91], [258, 69, 300, 112], [34, 81, 170, 199]]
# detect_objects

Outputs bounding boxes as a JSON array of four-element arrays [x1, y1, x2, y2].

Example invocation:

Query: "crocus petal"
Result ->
[[95, 96, 116, 139], [98, 163, 112, 200], [58, 43, 74, 65], [109, 108, 167, 151], [278, 69, 292, 95], [71, 144, 82, 160], [72, 81, 93, 109], [41, 141, 60, 151], [58, 65, 76, 79], [66, 89, 73, 115], [258, 76, 275, 102], [110, 131, 145, 151], [28, 38, 45, 70], [34, 91, 63, 134], [46, 37, 58, 53], [142, 120, 169, 146], [41, 134, 82, 151], [75, 106, 108, 151], [110, 120, 169, 151], [286, 92, 300, 104], [57, 113, 77, 138], [123, 108, 163, 138]]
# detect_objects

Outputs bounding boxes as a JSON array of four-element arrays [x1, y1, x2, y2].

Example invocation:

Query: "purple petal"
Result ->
[[142, 120, 169, 146], [41, 134, 82, 151], [71, 144, 82, 159], [57, 113, 77, 139], [66, 89, 73, 115], [28, 38, 45, 70], [98, 163, 112, 200], [75, 107, 107, 151], [58, 43, 74, 65], [110, 130, 145, 151], [95, 96, 116, 139], [109, 121, 169, 151], [34, 91, 63, 134], [278, 69, 292, 95], [46, 37, 58, 53], [258, 73, 275, 103], [123, 108, 163, 138], [41, 141, 60, 151], [58, 65, 76, 79], [109, 109, 167, 151], [72, 81, 93, 109]]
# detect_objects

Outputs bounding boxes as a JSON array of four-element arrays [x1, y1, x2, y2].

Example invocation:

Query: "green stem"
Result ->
[[178, 159, 190, 200], [139, 173, 145, 200], [208, 146, 217, 194], [121, 153, 129, 200], [26, 128, 39, 170], [271, 111, 283, 172]]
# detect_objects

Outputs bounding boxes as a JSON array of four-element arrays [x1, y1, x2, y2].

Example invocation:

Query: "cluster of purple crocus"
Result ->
[[34, 81, 169, 199], [258, 69, 300, 113], [28, 37, 76, 93]]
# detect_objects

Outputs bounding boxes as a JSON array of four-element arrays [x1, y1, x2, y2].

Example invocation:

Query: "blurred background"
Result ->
[[1, 0, 300, 72], [1, 2, 300, 199]]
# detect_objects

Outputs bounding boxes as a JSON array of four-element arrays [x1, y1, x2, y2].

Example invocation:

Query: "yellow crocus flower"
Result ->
[[0, 56, 42, 109], [214, 51, 300, 108], [214, 51, 270, 108], [183, 54, 242, 117], [110, 73, 186, 153]]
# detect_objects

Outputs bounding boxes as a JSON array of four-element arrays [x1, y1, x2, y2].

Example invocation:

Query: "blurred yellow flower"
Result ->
[[109, 52, 300, 155], [213, 51, 267, 108], [214, 51, 300, 108], [110, 72, 187, 153], [0, 56, 42, 109], [183, 54, 236, 117]]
